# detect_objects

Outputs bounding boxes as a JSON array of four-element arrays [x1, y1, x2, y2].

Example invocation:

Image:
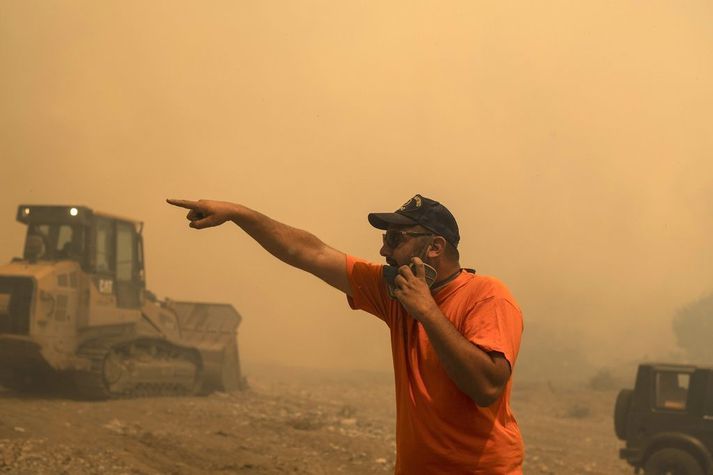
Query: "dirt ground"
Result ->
[[0, 364, 633, 474]]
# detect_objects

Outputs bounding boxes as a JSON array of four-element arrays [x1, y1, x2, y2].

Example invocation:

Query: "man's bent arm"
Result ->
[[420, 309, 511, 407], [167, 199, 351, 295], [392, 260, 511, 406]]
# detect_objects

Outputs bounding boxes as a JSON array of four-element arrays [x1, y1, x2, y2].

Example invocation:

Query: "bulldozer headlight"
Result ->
[[69, 208, 78, 216], [23, 208, 31, 216]]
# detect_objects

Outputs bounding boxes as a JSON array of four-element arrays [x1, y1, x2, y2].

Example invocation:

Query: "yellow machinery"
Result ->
[[0, 205, 244, 398]]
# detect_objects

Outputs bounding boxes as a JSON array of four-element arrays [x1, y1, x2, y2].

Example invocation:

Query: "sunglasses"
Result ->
[[382, 231, 434, 249]]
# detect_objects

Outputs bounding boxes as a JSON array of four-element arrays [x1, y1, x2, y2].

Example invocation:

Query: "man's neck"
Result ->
[[431, 263, 462, 290]]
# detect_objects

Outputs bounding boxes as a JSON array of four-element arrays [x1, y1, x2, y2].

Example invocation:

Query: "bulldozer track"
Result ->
[[74, 338, 203, 400]]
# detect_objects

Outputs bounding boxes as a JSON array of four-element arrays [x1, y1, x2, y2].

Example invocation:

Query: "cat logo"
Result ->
[[399, 195, 422, 211], [98, 279, 113, 294]]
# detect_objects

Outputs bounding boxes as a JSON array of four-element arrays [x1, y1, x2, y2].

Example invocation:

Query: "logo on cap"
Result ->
[[399, 195, 422, 211]]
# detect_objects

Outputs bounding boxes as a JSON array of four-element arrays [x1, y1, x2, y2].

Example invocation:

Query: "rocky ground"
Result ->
[[0, 364, 633, 474]]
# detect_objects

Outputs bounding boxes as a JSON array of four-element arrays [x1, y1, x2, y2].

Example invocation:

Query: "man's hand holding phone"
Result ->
[[390, 257, 440, 321]]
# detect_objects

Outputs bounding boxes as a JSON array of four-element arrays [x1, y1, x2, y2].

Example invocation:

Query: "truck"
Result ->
[[0, 204, 244, 399], [614, 363, 713, 475]]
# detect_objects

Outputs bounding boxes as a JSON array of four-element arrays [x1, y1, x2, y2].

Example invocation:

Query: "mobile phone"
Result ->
[[383, 262, 438, 299]]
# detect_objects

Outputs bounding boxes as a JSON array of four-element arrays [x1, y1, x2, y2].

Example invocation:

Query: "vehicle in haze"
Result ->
[[0, 204, 244, 398], [614, 363, 713, 475]]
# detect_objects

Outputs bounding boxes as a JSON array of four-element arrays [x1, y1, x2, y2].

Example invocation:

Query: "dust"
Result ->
[[0, 364, 631, 474]]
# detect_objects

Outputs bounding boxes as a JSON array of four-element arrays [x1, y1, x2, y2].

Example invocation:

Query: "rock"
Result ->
[[288, 415, 323, 431], [103, 419, 126, 434], [337, 405, 357, 418], [3, 446, 16, 466]]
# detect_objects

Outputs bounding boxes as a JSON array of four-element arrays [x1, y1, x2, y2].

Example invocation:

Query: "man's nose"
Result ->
[[380, 242, 391, 257]]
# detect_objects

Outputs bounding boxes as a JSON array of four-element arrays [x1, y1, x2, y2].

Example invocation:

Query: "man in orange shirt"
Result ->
[[168, 194, 524, 474]]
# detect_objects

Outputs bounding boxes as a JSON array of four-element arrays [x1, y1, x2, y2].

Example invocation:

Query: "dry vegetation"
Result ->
[[0, 364, 633, 474]]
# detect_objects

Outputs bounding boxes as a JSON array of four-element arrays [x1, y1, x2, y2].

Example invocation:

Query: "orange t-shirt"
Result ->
[[346, 255, 524, 475]]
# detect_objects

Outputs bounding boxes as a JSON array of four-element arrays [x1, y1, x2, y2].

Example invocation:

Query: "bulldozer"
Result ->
[[0, 204, 244, 399]]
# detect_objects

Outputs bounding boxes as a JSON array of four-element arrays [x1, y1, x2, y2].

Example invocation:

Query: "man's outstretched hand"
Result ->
[[166, 199, 238, 229]]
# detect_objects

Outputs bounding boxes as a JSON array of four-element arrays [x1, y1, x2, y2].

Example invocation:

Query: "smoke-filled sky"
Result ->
[[1, 1, 712, 372]]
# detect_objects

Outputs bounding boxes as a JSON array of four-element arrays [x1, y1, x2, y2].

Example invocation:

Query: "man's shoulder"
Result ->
[[465, 273, 510, 293], [461, 274, 519, 307], [345, 255, 385, 289], [346, 255, 381, 272]]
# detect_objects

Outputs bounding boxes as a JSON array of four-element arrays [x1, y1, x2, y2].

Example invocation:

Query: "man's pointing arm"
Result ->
[[166, 199, 351, 296]]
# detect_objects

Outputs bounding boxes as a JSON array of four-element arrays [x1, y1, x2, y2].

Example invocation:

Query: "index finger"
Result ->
[[410, 257, 426, 279], [166, 199, 199, 210]]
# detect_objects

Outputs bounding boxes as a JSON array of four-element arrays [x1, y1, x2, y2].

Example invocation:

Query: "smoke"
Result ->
[[1, 1, 712, 374]]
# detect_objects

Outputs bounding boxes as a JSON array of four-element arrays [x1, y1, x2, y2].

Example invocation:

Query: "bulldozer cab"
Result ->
[[17, 205, 146, 308]]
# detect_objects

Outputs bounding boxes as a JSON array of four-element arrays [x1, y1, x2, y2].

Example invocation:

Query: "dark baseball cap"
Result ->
[[368, 194, 460, 248]]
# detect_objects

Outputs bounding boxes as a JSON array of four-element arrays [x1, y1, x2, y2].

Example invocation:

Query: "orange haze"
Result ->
[[2, 1, 712, 376]]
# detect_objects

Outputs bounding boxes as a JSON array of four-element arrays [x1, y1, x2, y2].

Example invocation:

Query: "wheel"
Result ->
[[102, 347, 133, 394], [644, 448, 704, 475], [3, 368, 57, 394], [614, 389, 633, 439]]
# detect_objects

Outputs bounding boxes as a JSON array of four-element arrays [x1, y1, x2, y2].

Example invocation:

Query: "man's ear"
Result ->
[[427, 236, 447, 258]]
